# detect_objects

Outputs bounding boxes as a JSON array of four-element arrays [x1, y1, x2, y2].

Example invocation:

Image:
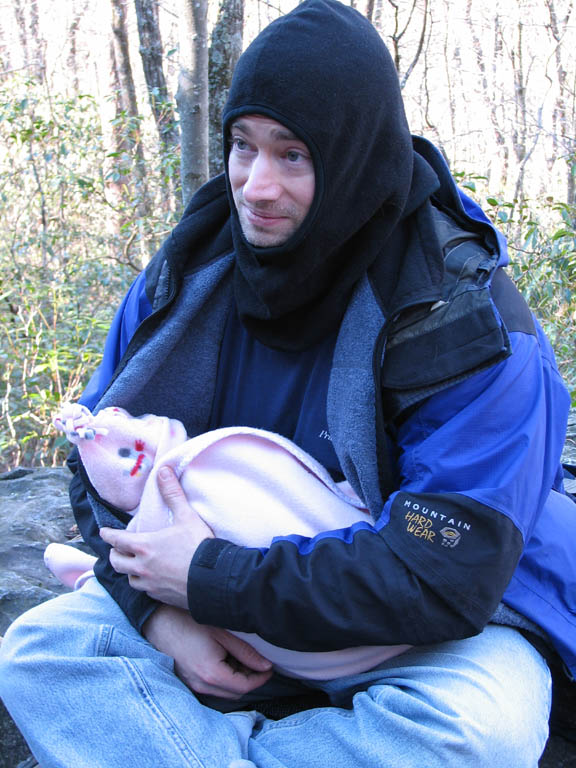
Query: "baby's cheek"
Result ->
[[116, 446, 153, 478]]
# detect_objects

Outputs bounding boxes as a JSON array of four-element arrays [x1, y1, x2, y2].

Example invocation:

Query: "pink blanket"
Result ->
[[47, 403, 410, 679]]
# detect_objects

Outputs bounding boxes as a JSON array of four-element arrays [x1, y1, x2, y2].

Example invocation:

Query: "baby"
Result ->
[[47, 403, 410, 679]]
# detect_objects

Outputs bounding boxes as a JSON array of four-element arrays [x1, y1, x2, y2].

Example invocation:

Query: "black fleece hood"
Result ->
[[223, 0, 442, 349]]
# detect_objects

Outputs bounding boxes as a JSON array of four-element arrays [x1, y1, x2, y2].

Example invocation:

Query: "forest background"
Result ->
[[0, 0, 575, 470]]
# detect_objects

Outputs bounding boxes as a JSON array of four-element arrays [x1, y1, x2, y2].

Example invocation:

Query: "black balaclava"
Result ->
[[223, 0, 442, 350]]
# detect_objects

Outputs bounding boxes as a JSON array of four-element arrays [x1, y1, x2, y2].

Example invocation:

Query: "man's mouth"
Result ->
[[244, 207, 288, 227]]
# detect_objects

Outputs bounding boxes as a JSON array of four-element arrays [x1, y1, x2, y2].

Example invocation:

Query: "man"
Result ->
[[1, 1, 575, 766]]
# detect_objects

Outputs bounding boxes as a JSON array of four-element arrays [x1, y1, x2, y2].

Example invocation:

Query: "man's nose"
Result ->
[[242, 153, 282, 202]]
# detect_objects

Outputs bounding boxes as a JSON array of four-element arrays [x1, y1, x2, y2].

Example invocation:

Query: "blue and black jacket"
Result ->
[[71, 143, 576, 678]]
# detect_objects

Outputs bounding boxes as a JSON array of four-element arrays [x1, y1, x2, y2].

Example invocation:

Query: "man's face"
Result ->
[[228, 115, 315, 248]]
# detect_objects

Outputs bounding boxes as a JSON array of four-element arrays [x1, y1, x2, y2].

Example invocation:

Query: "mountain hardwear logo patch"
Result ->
[[439, 527, 461, 548]]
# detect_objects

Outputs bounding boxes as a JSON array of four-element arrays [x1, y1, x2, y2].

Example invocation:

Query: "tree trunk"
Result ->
[[545, 0, 576, 210], [13, 0, 45, 82], [134, 0, 178, 151], [68, 0, 90, 94], [13, 0, 29, 72], [177, 0, 210, 205], [108, 0, 150, 264], [209, 0, 244, 177], [366, 0, 376, 23], [372, 0, 384, 33], [111, 0, 140, 119], [29, 0, 45, 82], [0, 17, 12, 74], [110, 0, 148, 202], [465, 0, 509, 187], [403, 0, 428, 88]]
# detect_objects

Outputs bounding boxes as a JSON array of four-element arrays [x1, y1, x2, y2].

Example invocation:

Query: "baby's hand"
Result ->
[[53, 403, 108, 443]]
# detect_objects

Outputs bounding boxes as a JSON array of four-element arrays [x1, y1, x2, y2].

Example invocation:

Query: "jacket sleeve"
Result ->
[[186, 325, 570, 651], [70, 270, 157, 631]]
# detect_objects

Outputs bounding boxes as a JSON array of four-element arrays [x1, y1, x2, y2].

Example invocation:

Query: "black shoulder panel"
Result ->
[[380, 212, 524, 425], [490, 268, 535, 336], [380, 286, 511, 423], [382, 288, 509, 391]]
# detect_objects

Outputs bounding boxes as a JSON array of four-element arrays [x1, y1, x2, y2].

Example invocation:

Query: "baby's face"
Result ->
[[116, 439, 153, 478], [95, 408, 163, 480]]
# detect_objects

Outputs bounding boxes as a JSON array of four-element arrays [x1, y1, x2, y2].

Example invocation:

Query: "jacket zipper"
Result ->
[[372, 318, 392, 508]]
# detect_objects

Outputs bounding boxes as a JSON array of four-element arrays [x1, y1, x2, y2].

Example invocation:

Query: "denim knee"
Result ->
[[0, 607, 42, 712], [0, 590, 101, 708]]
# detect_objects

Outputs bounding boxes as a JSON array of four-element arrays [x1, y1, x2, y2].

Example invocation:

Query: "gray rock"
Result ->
[[0, 467, 80, 637], [0, 467, 85, 767], [0, 700, 30, 768], [563, 409, 576, 466]]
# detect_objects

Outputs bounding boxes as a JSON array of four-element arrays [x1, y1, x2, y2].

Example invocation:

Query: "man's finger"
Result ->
[[100, 527, 140, 555], [157, 467, 214, 541], [196, 656, 272, 697], [179, 665, 271, 699], [108, 548, 136, 576], [157, 466, 196, 521], [216, 629, 273, 673], [214, 665, 272, 697]]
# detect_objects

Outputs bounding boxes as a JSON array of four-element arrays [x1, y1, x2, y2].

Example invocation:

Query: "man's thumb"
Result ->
[[218, 630, 274, 673], [157, 465, 195, 521]]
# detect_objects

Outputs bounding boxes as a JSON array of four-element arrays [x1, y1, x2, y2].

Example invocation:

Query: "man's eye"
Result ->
[[231, 137, 248, 151], [286, 150, 305, 162]]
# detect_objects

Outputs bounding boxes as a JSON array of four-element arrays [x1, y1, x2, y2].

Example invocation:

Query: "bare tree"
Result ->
[[13, 0, 45, 81], [372, 0, 384, 31], [366, 0, 376, 23], [110, 0, 140, 121], [13, 0, 29, 71], [0, 19, 12, 75], [68, 0, 90, 94], [107, 0, 150, 263], [384, 0, 429, 88], [209, 0, 244, 177], [134, 0, 178, 151], [177, 0, 210, 205], [29, 0, 45, 81], [465, 0, 509, 187], [439, 0, 456, 147], [510, 22, 530, 168], [507, 19, 545, 207], [420, 18, 441, 145], [544, 0, 576, 207]]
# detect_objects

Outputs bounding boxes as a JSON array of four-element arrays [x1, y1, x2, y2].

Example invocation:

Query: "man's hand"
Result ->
[[100, 466, 213, 609], [143, 604, 273, 698]]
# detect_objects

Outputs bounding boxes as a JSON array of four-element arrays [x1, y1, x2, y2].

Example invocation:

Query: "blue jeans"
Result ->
[[0, 579, 551, 768]]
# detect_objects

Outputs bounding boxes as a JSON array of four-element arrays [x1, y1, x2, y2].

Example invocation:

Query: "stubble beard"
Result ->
[[236, 199, 303, 248]]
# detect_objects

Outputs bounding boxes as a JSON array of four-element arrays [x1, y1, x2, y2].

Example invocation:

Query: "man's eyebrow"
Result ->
[[230, 120, 302, 143], [229, 120, 251, 135], [271, 127, 300, 142]]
